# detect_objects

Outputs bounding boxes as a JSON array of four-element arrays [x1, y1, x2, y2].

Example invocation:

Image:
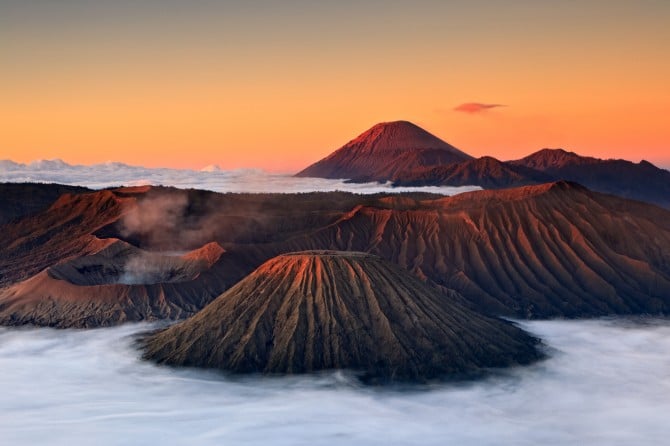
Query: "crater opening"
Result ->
[[48, 241, 223, 286]]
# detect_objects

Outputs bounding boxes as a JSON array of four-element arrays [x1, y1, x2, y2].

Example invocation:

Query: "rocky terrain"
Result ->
[[0, 187, 431, 327], [1, 182, 669, 327], [272, 182, 670, 318]]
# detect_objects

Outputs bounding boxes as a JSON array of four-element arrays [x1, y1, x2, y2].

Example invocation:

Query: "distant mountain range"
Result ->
[[296, 121, 670, 208]]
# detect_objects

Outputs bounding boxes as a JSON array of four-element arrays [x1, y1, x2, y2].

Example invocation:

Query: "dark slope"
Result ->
[[0, 189, 129, 287], [295, 121, 472, 181], [142, 251, 541, 383], [392, 156, 553, 188], [0, 182, 91, 225], [511, 149, 670, 208]]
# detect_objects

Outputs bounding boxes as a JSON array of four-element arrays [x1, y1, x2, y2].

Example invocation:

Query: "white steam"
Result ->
[[118, 191, 223, 249], [0, 159, 482, 195], [0, 319, 669, 445], [116, 254, 188, 285]]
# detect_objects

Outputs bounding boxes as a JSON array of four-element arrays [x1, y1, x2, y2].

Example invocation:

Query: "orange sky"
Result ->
[[2, 0, 669, 171]]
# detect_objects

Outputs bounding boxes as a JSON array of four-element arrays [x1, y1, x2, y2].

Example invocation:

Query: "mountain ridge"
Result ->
[[295, 120, 670, 208], [2, 183, 669, 325]]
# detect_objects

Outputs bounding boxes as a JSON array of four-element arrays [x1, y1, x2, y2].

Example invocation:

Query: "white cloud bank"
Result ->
[[0, 319, 669, 445], [0, 159, 482, 195]]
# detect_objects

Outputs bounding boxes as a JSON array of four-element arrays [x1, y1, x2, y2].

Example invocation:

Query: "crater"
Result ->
[[48, 240, 224, 286]]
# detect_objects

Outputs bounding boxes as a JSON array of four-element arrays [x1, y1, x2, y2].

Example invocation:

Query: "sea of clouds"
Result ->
[[0, 159, 482, 195], [1, 319, 669, 445]]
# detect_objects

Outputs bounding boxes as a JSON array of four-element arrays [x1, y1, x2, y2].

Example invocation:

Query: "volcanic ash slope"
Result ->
[[142, 251, 542, 383]]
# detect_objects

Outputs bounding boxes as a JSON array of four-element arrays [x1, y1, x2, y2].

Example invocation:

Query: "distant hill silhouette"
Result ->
[[510, 149, 670, 208], [0, 182, 90, 225], [392, 156, 553, 189]]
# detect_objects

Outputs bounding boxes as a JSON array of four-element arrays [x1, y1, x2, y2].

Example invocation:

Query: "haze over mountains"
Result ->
[[297, 121, 670, 208]]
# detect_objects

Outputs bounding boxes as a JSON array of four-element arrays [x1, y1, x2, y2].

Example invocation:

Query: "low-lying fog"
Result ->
[[0, 159, 481, 195], [1, 319, 668, 445]]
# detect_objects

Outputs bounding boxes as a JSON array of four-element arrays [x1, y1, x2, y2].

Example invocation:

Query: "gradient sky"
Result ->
[[2, 0, 669, 171]]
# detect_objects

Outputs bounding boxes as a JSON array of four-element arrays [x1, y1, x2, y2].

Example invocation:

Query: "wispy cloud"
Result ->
[[454, 102, 506, 114]]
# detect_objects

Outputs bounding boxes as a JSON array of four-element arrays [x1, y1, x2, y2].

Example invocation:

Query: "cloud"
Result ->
[[454, 102, 506, 114], [119, 190, 226, 250], [119, 192, 191, 248], [0, 159, 482, 196], [0, 319, 669, 444]]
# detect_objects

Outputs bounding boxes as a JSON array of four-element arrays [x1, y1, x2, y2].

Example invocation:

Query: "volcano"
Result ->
[[0, 240, 230, 328], [295, 121, 472, 182], [142, 251, 541, 383]]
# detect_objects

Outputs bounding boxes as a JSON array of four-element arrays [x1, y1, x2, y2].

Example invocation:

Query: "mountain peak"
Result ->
[[296, 121, 472, 181], [345, 120, 465, 154], [514, 148, 594, 170], [370, 119, 416, 128], [365, 120, 424, 133]]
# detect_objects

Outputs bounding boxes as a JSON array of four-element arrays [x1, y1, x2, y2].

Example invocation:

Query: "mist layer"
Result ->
[[0, 319, 669, 445], [0, 159, 481, 195]]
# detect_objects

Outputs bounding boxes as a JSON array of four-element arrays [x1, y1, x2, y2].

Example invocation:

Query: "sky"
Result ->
[[2, 0, 669, 171]]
